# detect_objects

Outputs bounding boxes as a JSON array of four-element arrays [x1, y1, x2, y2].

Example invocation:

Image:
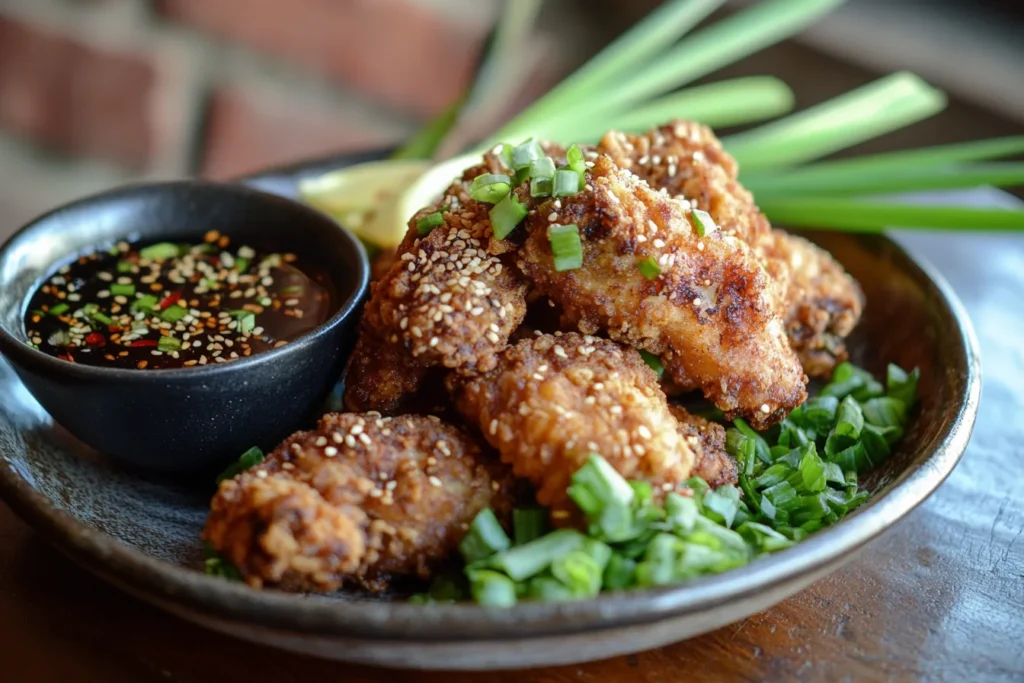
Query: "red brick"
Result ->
[[156, 0, 485, 116], [0, 17, 156, 168], [200, 87, 404, 179]]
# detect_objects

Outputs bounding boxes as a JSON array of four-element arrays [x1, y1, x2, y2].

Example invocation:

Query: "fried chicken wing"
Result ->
[[517, 155, 806, 427], [449, 332, 695, 511], [203, 413, 514, 593], [598, 122, 864, 376], [756, 230, 864, 376], [343, 182, 529, 414], [669, 406, 737, 488]]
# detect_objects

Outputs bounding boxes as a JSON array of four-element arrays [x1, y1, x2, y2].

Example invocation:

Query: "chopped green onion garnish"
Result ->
[[459, 509, 512, 563], [530, 176, 553, 197], [84, 305, 114, 327], [116, 261, 134, 273], [469, 570, 517, 607], [234, 257, 249, 274], [553, 169, 581, 197], [469, 173, 512, 203], [637, 256, 661, 280], [513, 508, 547, 546], [488, 529, 587, 581], [215, 446, 265, 484], [527, 575, 577, 601], [238, 312, 257, 335], [861, 397, 907, 429], [690, 209, 717, 237], [551, 550, 603, 598], [489, 194, 528, 240], [131, 295, 159, 314], [638, 349, 664, 378], [548, 223, 583, 272], [416, 211, 445, 236], [203, 542, 242, 580], [157, 336, 182, 352], [48, 303, 69, 316], [530, 156, 556, 180], [160, 306, 187, 323], [110, 283, 136, 297], [886, 364, 920, 407], [566, 144, 587, 181], [139, 242, 180, 261], [512, 138, 543, 171]]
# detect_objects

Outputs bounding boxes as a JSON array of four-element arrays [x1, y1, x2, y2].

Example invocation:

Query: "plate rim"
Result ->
[[0, 149, 983, 643]]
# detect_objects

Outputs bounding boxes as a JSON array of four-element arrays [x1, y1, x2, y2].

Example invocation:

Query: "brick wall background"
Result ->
[[0, 0, 634, 233]]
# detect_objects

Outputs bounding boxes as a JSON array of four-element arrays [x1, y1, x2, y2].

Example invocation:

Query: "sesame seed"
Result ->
[[638, 425, 652, 439], [693, 298, 702, 306], [331, 432, 344, 443], [489, 419, 499, 435], [315, 436, 327, 447], [428, 476, 443, 488], [548, 212, 558, 222], [358, 433, 372, 445], [760, 403, 771, 414], [324, 446, 338, 457]]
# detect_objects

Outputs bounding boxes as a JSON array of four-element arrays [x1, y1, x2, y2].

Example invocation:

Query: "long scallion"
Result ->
[[757, 198, 1024, 232], [724, 72, 947, 171]]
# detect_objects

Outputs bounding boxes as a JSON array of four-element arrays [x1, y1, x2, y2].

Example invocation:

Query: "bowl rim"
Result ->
[[0, 179, 370, 382], [0, 153, 982, 644]]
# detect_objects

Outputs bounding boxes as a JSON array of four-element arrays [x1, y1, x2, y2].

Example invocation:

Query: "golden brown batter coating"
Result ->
[[203, 413, 514, 593], [669, 406, 737, 488], [598, 122, 864, 377], [343, 182, 529, 414], [450, 332, 695, 510], [517, 155, 806, 428], [756, 230, 864, 376]]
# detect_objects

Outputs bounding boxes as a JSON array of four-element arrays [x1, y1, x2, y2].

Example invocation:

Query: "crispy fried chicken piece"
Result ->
[[517, 155, 806, 427], [343, 182, 529, 414], [203, 413, 514, 593], [756, 230, 864, 376], [449, 332, 695, 511], [668, 406, 737, 488], [598, 122, 864, 376]]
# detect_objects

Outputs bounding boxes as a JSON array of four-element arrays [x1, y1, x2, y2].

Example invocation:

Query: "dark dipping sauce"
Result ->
[[24, 231, 334, 370]]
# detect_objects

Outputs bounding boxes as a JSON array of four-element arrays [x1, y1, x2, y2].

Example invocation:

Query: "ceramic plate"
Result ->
[[0, 151, 981, 670]]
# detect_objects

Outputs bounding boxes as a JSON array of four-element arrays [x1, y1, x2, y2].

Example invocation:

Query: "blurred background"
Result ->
[[0, 0, 1021, 233]]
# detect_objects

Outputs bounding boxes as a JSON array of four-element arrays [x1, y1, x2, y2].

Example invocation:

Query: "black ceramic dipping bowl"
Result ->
[[0, 181, 369, 474]]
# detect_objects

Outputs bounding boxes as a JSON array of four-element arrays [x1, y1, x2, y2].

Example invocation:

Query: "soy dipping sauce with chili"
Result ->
[[24, 231, 334, 370]]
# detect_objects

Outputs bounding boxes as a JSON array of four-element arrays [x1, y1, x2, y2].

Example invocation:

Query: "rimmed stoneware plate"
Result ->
[[0, 150, 981, 670]]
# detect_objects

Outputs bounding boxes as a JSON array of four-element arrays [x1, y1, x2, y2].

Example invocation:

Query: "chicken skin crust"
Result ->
[[598, 122, 864, 376], [203, 413, 514, 593], [517, 155, 806, 428], [449, 332, 695, 510], [669, 406, 737, 488], [343, 182, 529, 414]]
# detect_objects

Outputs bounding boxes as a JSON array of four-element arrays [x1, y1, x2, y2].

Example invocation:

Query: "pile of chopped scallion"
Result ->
[[413, 361, 918, 606]]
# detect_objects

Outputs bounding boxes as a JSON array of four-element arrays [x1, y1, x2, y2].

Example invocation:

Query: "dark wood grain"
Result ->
[[1, 41, 1023, 683]]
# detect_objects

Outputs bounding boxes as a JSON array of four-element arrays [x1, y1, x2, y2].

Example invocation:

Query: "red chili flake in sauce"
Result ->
[[159, 292, 182, 310], [85, 332, 107, 347]]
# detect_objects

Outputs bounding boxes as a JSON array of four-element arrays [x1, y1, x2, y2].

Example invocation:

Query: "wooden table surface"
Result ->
[[2, 44, 1023, 683]]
